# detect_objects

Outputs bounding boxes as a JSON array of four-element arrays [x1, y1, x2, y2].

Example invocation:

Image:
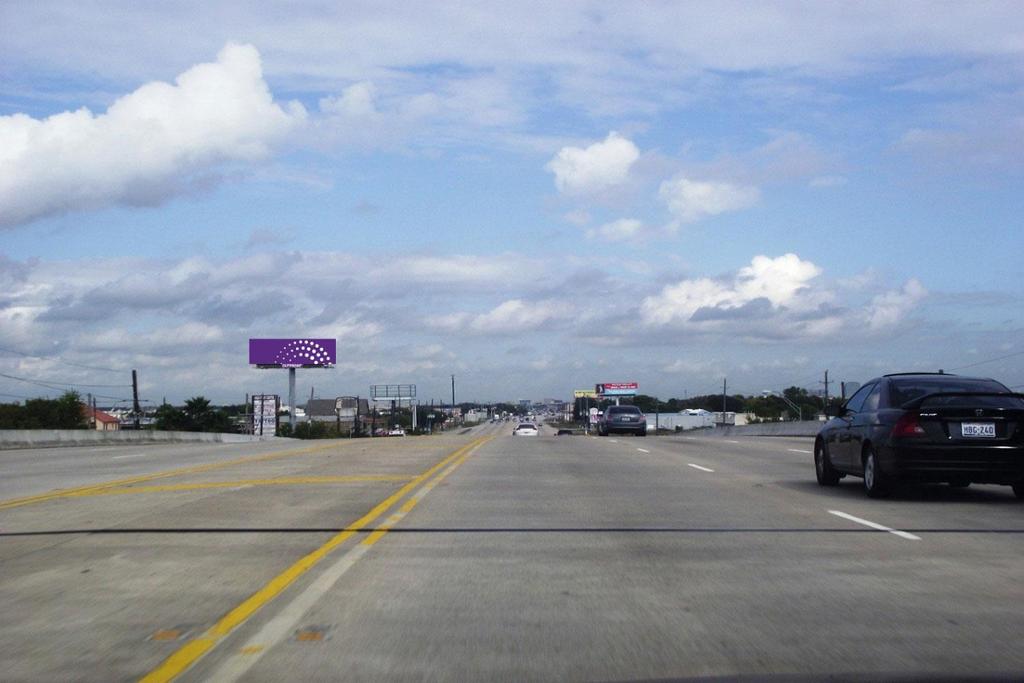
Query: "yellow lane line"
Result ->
[[0, 442, 342, 512], [140, 435, 493, 683], [65, 475, 414, 498], [362, 445, 476, 547], [199, 437, 491, 683]]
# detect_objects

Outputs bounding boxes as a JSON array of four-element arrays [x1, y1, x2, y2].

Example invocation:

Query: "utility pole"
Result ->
[[821, 369, 830, 417], [722, 378, 727, 416], [131, 369, 141, 430], [451, 375, 456, 423]]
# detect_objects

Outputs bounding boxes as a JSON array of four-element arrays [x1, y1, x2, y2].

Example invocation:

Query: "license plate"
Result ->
[[961, 422, 995, 437]]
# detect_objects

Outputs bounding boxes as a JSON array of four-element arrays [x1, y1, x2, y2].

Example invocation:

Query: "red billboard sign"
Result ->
[[596, 382, 638, 396]]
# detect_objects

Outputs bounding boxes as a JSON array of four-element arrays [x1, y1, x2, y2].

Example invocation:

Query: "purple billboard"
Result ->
[[249, 338, 336, 368]]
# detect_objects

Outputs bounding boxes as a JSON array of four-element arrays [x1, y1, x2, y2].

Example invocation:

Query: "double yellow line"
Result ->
[[0, 442, 341, 512], [141, 434, 493, 683]]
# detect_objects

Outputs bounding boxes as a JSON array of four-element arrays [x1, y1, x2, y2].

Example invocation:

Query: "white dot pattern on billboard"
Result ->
[[274, 339, 332, 366]]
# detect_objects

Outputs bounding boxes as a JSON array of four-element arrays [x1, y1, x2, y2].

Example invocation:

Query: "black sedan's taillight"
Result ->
[[892, 412, 926, 437]]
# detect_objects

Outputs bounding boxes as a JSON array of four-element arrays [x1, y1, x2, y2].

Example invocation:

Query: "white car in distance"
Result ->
[[512, 422, 539, 436]]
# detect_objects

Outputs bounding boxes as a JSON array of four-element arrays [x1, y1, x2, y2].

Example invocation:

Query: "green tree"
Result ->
[[0, 392, 88, 429], [154, 404, 187, 431], [183, 396, 213, 431]]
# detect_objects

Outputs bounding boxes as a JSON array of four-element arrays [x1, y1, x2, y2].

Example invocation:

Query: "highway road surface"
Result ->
[[1, 422, 1023, 681]]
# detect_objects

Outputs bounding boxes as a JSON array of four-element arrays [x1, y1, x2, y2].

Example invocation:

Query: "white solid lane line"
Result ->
[[828, 510, 921, 541], [637, 448, 650, 453], [111, 453, 147, 460], [723, 440, 739, 444], [788, 448, 813, 454], [687, 463, 715, 473]]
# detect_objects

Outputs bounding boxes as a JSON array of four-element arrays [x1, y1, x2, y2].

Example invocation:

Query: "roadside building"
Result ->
[[82, 405, 120, 431], [306, 397, 370, 434]]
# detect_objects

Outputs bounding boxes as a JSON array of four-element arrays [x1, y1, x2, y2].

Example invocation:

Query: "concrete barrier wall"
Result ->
[[0, 429, 277, 450], [647, 413, 716, 431], [715, 421, 822, 437]]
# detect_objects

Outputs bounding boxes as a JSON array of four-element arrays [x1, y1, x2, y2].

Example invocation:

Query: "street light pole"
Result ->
[[765, 390, 802, 422]]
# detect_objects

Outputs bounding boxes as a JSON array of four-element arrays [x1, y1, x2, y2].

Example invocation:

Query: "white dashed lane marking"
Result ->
[[788, 449, 813, 454], [687, 463, 715, 473], [637, 448, 650, 453], [828, 510, 921, 541]]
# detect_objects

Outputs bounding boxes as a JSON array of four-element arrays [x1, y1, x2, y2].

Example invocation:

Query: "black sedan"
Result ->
[[814, 373, 1024, 498], [598, 405, 647, 436]]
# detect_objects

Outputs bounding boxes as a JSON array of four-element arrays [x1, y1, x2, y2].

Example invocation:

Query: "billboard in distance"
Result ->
[[370, 384, 416, 400], [249, 339, 336, 368], [574, 389, 598, 399], [596, 382, 638, 397], [251, 394, 279, 436]]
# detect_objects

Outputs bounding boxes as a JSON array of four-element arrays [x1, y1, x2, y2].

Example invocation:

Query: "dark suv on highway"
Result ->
[[814, 373, 1024, 498], [598, 405, 647, 437]]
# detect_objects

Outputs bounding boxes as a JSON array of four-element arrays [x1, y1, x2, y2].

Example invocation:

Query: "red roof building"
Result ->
[[82, 405, 121, 431]]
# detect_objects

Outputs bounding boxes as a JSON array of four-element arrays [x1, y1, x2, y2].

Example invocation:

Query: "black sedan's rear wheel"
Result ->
[[862, 446, 890, 498], [814, 439, 841, 486]]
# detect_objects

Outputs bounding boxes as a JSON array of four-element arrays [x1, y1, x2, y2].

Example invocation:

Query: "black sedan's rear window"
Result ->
[[606, 406, 641, 415], [889, 378, 1023, 408]]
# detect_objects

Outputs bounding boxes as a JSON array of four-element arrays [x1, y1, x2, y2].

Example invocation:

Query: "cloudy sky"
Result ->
[[2, 1, 1023, 406]]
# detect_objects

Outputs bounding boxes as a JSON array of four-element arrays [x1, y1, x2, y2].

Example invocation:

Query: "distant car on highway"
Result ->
[[387, 427, 406, 437], [814, 373, 1024, 498], [598, 405, 647, 437], [512, 422, 539, 436]]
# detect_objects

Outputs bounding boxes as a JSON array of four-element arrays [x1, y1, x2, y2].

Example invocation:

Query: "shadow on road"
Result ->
[[775, 478, 1021, 504]]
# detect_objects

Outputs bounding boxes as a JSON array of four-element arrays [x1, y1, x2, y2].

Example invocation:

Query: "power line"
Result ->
[[0, 374, 132, 401], [0, 345, 124, 373], [0, 371, 130, 388], [948, 349, 1024, 372]]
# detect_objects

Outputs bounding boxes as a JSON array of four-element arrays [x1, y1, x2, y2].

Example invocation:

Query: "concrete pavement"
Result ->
[[1, 423, 1022, 680]]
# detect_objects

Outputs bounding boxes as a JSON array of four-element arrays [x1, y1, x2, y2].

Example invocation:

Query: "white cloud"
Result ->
[[734, 254, 824, 308], [545, 132, 639, 195], [469, 299, 566, 334], [0, 43, 306, 228], [425, 299, 567, 335], [315, 75, 526, 150], [640, 253, 828, 328], [658, 177, 760, 223], [586, 218, 644, 243], [638, 253, 931, 341], [319, 81, 378, 118], [563, 209, 591, 226], [866, 279, 927, 330], [90, 321, 224, 351]]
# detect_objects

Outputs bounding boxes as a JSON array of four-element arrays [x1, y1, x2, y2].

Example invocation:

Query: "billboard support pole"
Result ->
[[288, 368, 296, 431]]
